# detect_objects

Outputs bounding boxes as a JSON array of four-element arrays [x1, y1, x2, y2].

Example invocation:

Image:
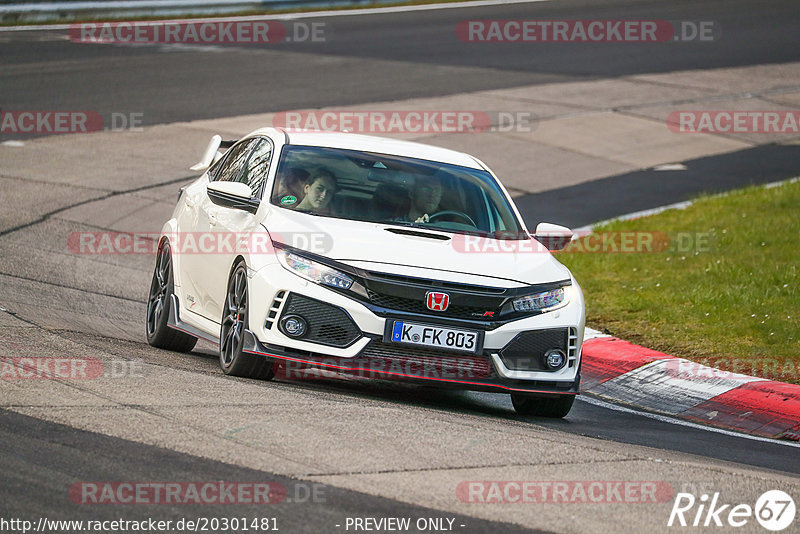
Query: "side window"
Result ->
[[213, 139, 257, 184], [242, 138, 273, 198]]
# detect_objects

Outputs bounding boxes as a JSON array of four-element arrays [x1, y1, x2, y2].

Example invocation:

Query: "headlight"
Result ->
[[512, 286, 570, 313], [278, 250, 354, 290]]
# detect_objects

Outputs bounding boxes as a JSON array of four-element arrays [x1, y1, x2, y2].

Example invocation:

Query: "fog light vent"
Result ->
[[498, 328, 569, 371]]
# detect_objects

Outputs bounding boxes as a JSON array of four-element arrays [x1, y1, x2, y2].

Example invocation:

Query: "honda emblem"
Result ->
[[426, 291, 450, 311]]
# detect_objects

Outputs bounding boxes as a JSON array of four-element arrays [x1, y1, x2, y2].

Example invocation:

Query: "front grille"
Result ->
[[498, 328, 569, 371], [366, 289, 498, 320], [280, 294, 361, 348], [355, 340, 493, 380]]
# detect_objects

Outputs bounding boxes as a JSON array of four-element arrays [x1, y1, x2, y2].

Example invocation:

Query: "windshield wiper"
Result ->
[[381, 219, 494, 237], [384, 227, 451, 240]]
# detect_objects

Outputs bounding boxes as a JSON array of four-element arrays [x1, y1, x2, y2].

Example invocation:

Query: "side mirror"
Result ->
[[533, 222, 573, 251], [207, 181, 260, 214]]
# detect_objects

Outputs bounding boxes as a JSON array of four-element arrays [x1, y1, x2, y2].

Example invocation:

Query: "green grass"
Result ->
[[557, 179, 800, 384]]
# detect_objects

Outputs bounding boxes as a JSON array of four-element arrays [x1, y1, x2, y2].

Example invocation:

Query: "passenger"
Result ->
[[295, 169, 337, 213]]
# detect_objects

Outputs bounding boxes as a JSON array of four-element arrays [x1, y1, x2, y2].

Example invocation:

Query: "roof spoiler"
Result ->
[[190, 135, 238, 172]]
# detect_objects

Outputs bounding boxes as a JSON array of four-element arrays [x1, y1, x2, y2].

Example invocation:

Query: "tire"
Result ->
[[219, 261, 275, 380], [511, 393, 575, 418], [146, 240, 197, 353]]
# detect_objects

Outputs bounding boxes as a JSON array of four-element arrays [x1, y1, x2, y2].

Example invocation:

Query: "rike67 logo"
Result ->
[[668, 490, 795, 531]]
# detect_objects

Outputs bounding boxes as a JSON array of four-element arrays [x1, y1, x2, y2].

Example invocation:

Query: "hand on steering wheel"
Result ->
[[427, 210, 477, 227]]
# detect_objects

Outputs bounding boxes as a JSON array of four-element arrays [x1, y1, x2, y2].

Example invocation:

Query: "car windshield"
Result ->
[[270, 145, 525, 237]]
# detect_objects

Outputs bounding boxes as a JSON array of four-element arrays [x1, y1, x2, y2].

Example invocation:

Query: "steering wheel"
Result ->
[[428, 210, 478, 227]]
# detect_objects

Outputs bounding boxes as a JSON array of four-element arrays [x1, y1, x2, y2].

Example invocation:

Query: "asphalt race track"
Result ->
[[1, 0, 799, 533], [3, 0, 800, 126]]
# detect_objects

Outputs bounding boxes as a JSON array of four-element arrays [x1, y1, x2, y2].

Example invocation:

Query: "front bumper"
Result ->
[[242, 330, 580, 395], [245, 262, 585, 395]]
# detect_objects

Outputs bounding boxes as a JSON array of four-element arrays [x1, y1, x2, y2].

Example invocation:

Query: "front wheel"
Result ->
[[219, 262, 275, 380], [145, 241, 197, 353], [511, 393, 575, 418]]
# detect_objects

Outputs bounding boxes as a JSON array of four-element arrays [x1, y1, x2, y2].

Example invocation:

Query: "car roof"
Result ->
[[250, 128, 485, 170]]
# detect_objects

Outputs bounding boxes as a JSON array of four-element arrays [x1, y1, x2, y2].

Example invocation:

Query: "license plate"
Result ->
[[389, 321, 481, 354]]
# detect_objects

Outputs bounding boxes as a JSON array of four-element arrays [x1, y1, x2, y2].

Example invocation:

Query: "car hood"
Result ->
[[262, 209, 572, 287]]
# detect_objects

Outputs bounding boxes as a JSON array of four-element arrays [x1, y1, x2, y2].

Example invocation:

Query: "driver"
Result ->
[[406, 175, 443, 223]]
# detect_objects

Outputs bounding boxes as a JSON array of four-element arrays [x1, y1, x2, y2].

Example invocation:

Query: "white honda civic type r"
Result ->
[[146, 128, 585, 417]]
